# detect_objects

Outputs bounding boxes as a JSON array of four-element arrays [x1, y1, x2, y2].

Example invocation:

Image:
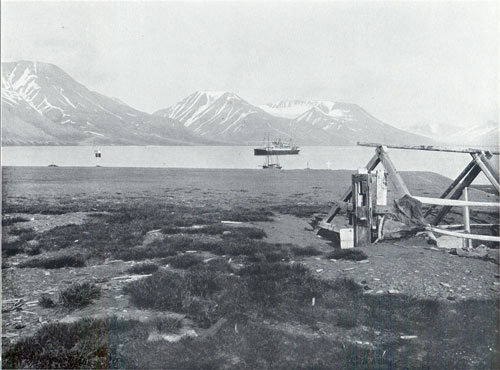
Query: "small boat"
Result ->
[[262, 163, 282, 170], [260, 150, 283, 170], [48, 163, 58, 167], [254, 138, 300, 156]]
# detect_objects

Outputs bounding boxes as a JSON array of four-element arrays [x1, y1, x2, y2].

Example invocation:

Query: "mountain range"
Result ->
[[2, 60, 495, 147], [153, 92, 433, 145], [403, 120, 498, 147], [1, 61, 218, 146]]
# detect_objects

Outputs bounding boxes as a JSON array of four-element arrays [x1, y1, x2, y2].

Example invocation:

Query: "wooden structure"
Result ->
[[350, 169, 388, 246], [319, 143, 500, 247]]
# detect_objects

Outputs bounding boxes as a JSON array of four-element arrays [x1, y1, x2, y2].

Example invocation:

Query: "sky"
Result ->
[[2, 1, 499, 130]]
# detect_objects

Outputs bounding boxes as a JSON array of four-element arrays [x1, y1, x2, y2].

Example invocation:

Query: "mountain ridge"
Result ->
[[1, 61, 220, 146], [4, 60, 491, 147], [156, 92, 436, 146], [403, 120, 498, 147]]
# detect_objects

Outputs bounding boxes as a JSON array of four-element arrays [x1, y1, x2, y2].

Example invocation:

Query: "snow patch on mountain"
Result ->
[[404, 121, 498, 147], [260, 100, 351, 120], [2, 61, 217, 145]]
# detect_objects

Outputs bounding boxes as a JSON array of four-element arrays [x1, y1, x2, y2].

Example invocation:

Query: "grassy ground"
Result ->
[[2, 167, 499, 369]]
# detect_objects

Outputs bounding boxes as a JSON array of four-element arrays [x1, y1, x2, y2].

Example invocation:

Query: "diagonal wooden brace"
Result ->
[[424, 159, 476, 218], [471, 152, 500, 194], [431, 164, 482, 226], [375, 145, 411, 198]]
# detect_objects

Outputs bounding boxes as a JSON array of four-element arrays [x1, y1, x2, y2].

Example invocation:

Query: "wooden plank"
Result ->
[[324, 153, 380, 223], [432, 165, 482, 225], [428, 227, 500, 242], [376, 146, 411, 198], [352, 173, 371, 246], [413, 196, 500, 208], [463, 187, 471, 248], [376, 169, 387, 205], [358, 142, 499, 155], [478, 153, 499, 180], [471, 152, 500, 193], [438, 223, 497, 230], [424, 160, 476, 217]]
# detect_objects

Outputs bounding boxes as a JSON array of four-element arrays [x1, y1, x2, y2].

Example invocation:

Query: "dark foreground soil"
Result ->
[[2, 167, 499, 369]]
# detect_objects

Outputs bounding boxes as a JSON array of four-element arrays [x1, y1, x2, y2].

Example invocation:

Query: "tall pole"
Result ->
[[463, 187, 471, 248]]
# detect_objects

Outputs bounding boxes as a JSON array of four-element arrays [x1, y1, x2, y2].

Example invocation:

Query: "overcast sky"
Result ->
[[2, 1, 499, 129]]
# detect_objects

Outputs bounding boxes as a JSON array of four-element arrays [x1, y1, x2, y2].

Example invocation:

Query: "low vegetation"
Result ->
[[19, 202, 271, 263], [162, 254, 203, 269], [2, 241, 24, 257], [26, 245, 42, 256], [60, 282, 101, 309], [38, 294, 56, 308], [6, 269, 497, 369], [162, 224, 267, 239], [291, 245, 323, 256], [271, 203, 325, 218], [2, 317, 138, 369], [126, 262, 159, 274], [2, 216, 30, 226], [325, 248, 368, 261], [125, 262, 328, 328], [152, 316, 183, 334], [19, 255, 85, 269], [3, 196, 499, 369]]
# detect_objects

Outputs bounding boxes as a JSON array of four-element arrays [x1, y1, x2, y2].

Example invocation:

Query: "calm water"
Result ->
[[2, 145, 497, 184]]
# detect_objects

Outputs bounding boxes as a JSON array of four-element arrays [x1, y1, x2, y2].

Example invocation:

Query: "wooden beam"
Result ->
[[413, 196, 500, 208], [324, 153, 380, 223], [376, 146, 411, 198], [358, 142, 499, 155], [463, 187, 471, 248], [432, 165, 482, 225], [424, 160, 476, 217], [478, 153, 499, 179], [428, 226, 500, 242], [438, 223, 497, 230], [471, 152, 500, 193]]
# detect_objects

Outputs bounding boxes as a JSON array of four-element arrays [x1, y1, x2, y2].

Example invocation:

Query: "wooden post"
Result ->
[[376, 146, 411, 198], [352, 170, 372, 247], [424, 160, 476, 218], [324, 153, 380, 224], [463, 187, 471, 248], [432, 164, 482, 226], [375, 169, 387, 206]]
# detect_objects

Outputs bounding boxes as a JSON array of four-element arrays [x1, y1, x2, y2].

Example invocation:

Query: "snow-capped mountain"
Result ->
[[2, 60, 443, 146], [154, 91, 296, 144], [156, 93, 432, 145], [1, 61, 215, 145], [404, 120, 498, 147], [446, 121, 499, 147], [262, 100, 432, 145], [260, 100, 325, 119]]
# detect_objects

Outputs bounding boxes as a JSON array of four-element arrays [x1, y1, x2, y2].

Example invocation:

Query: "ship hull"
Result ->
[[254, 148, 300, 156]]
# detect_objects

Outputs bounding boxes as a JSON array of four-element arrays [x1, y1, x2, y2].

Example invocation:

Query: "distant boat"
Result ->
[[254, 136, 298, 170], [48, 163, 58, 167], [262, 163, 282, 170], [254, 138, 300, 156]]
